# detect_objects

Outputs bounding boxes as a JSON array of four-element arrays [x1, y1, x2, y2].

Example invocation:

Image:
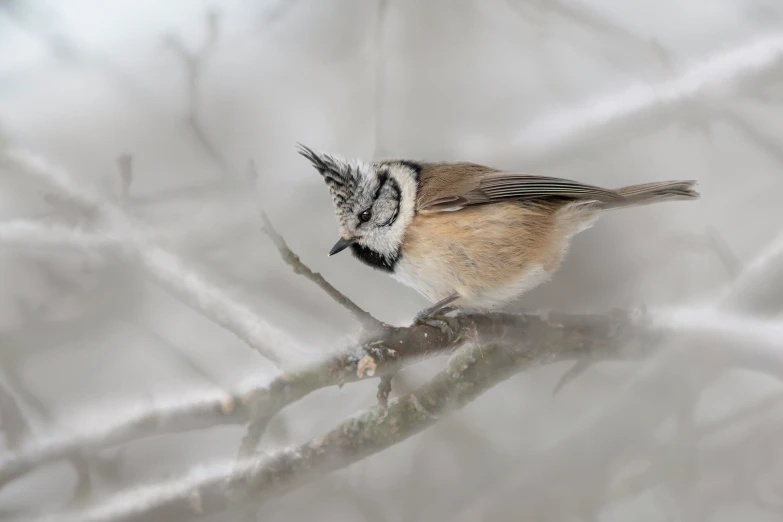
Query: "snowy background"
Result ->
[[1, 0, 783, 520]]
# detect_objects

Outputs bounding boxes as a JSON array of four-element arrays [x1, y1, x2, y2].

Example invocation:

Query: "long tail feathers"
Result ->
[[601, 180, 700, 209]]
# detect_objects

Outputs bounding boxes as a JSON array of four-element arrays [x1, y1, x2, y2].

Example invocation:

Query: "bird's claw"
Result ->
[[412, 315, 453, 337]]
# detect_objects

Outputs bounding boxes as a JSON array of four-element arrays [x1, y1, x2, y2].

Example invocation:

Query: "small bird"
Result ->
[[297, 144, 699, 322]]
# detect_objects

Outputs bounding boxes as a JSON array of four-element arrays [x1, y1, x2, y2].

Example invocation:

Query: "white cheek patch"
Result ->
[[358, 166, 419, 260]]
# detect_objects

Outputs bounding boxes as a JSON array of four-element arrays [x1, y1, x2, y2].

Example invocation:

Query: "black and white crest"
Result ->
[[297, 144, 356, 208], [296, 143, 377, 228]]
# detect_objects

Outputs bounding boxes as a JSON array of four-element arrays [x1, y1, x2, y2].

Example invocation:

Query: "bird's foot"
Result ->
[[410, 294, 460, 336], [411, 310, 453, 337]]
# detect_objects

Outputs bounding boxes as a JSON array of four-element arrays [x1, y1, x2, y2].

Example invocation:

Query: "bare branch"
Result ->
[[0, 352, 94, 504], [29, 312, 655, 522], [237, 417, 270, 460], [0, 389, 242, 491], [496, 35, 783, 168], [0, 220, 122, 252], [36, 306, 783, 521], [6, 305, 783, 496], [0, 147, 299, 365], [0, 310, 648, 492], [0, 215, 256, 257], [135, 243, 299, 365]]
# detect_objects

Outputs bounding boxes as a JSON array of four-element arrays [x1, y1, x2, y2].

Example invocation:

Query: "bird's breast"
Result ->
[[393, 201, 589, 308]]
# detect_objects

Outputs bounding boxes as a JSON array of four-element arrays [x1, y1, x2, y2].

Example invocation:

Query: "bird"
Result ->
[[296, 143, 699, 324]]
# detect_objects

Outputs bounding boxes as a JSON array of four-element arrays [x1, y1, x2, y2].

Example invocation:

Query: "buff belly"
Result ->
[[393, 201, 597, 309]]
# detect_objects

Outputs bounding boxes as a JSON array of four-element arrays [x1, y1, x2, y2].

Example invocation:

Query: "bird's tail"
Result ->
[[600, 180, 700, 210]]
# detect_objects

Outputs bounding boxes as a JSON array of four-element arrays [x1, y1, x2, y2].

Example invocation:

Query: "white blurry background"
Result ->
[[0, 0, 783, 520]]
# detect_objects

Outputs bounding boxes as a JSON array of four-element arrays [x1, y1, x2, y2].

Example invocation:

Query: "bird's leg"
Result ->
[[412, 293, 459, 335], [414, 294, 460, 321], [435, 306, 457, 316]]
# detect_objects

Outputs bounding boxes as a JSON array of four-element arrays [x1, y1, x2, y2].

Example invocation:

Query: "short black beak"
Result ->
[[329, 237, 356, 256]]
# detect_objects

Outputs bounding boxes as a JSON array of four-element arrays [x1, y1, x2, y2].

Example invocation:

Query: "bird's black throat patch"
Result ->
[[350, 243, 399, 272]]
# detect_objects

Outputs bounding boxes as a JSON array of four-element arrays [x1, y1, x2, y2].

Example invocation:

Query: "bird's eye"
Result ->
[[359, 209, 372, 222]]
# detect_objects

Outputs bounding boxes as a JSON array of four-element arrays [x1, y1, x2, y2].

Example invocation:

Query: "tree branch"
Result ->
[[6, 304, 783, 496], [0, 310, 648, 492], [30, 311, 655, 522]]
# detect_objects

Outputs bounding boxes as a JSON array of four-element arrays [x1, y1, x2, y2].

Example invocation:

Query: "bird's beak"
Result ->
[[329, 236, 356, 256]]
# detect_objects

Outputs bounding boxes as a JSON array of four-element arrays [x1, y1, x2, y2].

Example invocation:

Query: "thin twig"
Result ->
[[0, 361, 94, 504], [376, 374, 393, 414], [551, 359, 593, 395], [0, 217, 256, 257], [235, 416, 271, 522], [260, 212, 383, 330], [237, 418, 271, 460], [247, 160, 383, 330]]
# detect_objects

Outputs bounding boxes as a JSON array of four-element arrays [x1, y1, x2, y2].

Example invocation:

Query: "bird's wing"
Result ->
[[417, 162, 623, 213]]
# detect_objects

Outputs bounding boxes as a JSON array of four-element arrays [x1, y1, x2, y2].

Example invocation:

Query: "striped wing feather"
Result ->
[[418, 164, 622, 212]]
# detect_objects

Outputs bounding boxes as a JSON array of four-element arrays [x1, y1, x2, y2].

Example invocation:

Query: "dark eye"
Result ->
[[359, 209, 372, 222]]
